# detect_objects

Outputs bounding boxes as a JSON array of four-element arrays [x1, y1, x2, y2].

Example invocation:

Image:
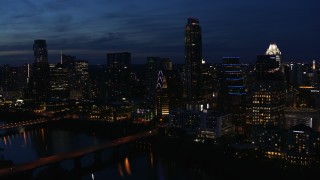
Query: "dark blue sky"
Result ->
[[0, 0, 319, 65]]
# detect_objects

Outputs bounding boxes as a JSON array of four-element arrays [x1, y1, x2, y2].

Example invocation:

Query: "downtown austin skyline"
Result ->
[[0, 0, 320, 65]]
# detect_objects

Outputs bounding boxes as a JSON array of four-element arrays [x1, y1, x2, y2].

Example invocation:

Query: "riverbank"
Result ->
[[151, 135, 320, 180]]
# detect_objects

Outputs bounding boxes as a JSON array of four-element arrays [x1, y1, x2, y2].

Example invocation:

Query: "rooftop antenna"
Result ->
[[60, 51, 62, 64]]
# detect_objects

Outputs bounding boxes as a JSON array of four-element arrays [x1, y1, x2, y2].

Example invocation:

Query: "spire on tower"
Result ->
[[60, 51, 63, 64]]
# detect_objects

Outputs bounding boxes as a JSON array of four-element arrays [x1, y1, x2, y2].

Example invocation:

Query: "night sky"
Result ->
[[0, 0, 319, 65]]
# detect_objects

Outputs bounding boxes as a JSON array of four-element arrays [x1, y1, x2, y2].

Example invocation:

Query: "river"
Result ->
[[0, 124, 216, 180]]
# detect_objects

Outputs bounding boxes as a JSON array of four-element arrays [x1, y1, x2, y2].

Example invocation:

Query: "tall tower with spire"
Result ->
[[252, 43, 286, 128], [256, 43, 284, 81], [251, 43, 287, 155]]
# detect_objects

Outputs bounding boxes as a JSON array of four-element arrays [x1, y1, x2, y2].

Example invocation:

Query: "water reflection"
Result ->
[[150, 151, 154, 168], [124, 157, 131, 176], [7, 135, 11, 146], [3, 136, 6, 145], [118, 163, 124, 177], [41, 128, 45, 144], [23, 131, 27, 145]]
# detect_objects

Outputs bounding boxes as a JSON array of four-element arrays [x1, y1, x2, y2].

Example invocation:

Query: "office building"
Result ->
[[252, 44, 286, 127], [30, 40, 50, 100], [106, 52, 131, 100], [184, 18, 202, 100], [169, 109, 202, 134], [199, 110, 234, 139], [49, 63, 69, 99], [33, 40, 48, 63], [219, 57, 246, 132], [71, 60, 89, 99], [155, 70, 169, 118], [286, 124, 317, 166], [146, 57, 162, 108], [146, 57, 172, 116]]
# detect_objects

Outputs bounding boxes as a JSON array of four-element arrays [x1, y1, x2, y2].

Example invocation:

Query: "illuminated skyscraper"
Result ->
[[156, 70, 169, 118], [184, 18, 202, 100], [33, 40, 48, 63], [49, 63, 69, 99], [61, 57, 89, 100], [252, 43, 286, 127], [74, 60, 89, 99], [252, 84, 286, 127], [146, 57, 172, 114]]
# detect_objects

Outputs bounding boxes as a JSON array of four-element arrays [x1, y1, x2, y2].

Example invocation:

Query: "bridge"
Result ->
[[0, 119, 48, 130], [0, 129, 157, 178]]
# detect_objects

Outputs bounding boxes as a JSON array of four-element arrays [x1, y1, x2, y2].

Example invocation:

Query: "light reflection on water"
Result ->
[[124, 157, 132, 176]]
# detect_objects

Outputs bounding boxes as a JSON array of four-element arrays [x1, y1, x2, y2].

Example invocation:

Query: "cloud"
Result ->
[[1, 0, 320, 65]]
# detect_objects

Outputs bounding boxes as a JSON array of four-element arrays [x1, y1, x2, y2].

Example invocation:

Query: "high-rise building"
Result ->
[[256, 43, 284, 81], [252, 44, 286, 127], [61, 54, 76, 66], [286, 124, 317, 166], [1, 64, 18, 92], [49, 63, 69, 99], [33, 40, 48, 63], [60, 54, 89, 99], [219, 57, 246, 132], [184, 18, 202, 100], [145, 57, 172, 115], [155, 70, 169, 118], [252, 84, 286, 127], [288, 62, 304, 87], [0, 64, 27, 99], [106, 52, 131, 100], [73, 60, 89, 99], [146, 57, 161, 107], [31, 40, 50, 100], [31, 62, 50, 100], [161, 58, 173, 71], [199, 110, 234, 139], [252, 43, 286, 151]]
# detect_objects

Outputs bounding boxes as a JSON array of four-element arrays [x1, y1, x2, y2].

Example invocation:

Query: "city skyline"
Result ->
[[0, 0, 320, 65]]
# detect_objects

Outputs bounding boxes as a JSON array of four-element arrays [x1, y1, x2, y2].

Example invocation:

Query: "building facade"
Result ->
[[106, 52, 131, 100]]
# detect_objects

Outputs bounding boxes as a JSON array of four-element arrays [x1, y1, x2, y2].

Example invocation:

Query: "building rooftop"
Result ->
[[265, 43, 281, 56]]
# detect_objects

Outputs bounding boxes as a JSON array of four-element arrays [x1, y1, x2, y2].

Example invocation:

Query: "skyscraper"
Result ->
[[251, 44, 287, 158], [146, 57, 161, 107], [252, 43, 286, 128], [184, 18, 202, 100], [156, 70, 169, 118], [73, 60, 89, 99], [145, 57, 173, 118], [33, 40, 48, 63], [49, 63, 69, 99], [219, 57, 246, 132], [106, 52, 131, 100], [30, 40, 50, 100]]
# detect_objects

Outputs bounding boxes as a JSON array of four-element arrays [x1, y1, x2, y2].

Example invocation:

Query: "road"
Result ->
[[0, 129, 156, 177]]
